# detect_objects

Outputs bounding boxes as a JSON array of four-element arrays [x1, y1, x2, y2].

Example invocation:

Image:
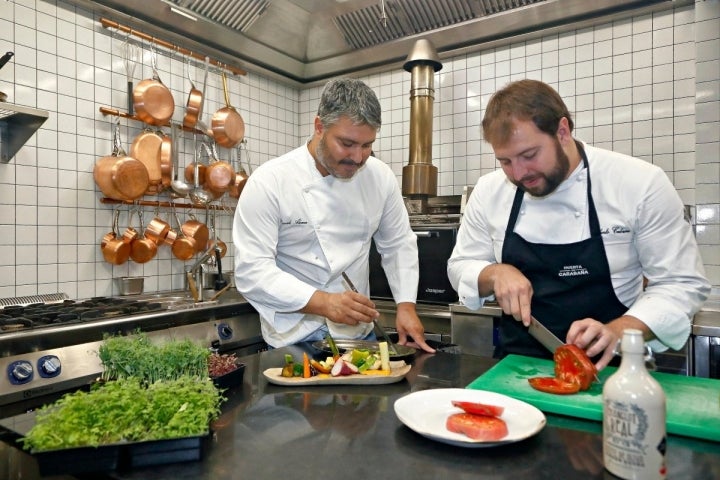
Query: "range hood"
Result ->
[[69, 0, 688, 85]]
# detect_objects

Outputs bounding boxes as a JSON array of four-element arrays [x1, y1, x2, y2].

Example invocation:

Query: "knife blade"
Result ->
[[341, 271, 397, 355], [528, 315, 564, 354], [529, 315, 601, 383]]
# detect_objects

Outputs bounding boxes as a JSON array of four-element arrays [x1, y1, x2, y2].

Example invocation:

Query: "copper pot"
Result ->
[[211, 72, 244, 148], [94, 123, 150, 201], [228, 144, 249, 199], [100, 208, 131, 265], [204, 143, 235, 194], [144, 215, 171, 245], [132, 49, 174, 126], [129, 128, 163, 192], [182, 57, 207, 130], [170, 207, 197, 260], [129, 210, 157, 264], [181, 214, 209, 253]]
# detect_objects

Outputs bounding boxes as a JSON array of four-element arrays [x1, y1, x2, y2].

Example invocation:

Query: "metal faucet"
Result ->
[[187, 243, 222, 302]]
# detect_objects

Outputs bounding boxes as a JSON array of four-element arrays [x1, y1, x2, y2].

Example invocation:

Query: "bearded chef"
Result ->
[[448, 79, 710, 370], [232, 78, 434, 353]]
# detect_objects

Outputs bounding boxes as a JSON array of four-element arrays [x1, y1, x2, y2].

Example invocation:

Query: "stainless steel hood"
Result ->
[[69, 0, 689, 85]]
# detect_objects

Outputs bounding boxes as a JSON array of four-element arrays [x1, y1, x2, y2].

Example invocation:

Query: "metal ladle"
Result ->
[[170, 122, 192, 197], [189, 147, 211, 206]]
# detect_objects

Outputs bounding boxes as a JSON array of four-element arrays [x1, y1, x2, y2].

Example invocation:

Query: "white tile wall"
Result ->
[[0, 0, 718, 301]]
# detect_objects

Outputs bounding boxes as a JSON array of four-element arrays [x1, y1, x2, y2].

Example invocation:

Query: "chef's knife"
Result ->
[[529, 315, 601, 382], [341, 271, 397, 355], [528, 315, 564, 353]]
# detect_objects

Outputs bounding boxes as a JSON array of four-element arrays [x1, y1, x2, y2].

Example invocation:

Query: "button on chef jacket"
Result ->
[[447, 142, 710, 352], [232, 144, 419, 348]]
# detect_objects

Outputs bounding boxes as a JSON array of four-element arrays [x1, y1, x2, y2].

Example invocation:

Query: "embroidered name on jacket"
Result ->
[[558, 265, 589, 277]]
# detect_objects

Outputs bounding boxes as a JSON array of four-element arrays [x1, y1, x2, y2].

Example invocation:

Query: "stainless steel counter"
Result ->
[[2, 345, 718, 479]]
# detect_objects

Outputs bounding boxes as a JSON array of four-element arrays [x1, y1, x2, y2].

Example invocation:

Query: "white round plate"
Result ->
[[394, 388, 546, 448]]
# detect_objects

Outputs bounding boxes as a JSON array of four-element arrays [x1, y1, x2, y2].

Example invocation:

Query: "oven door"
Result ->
[[369, 225, 459, 305]]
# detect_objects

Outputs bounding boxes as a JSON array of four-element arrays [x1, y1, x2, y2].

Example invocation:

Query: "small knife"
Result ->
[[341, 271, 397, 355], [529, 315, 600, 383]]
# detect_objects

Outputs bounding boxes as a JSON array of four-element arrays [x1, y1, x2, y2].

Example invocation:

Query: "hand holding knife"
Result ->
[[341, 271, 397, 355]]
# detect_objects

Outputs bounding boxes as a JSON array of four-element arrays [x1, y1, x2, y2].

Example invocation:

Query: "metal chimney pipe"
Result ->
[[402, 39, 442, 200]]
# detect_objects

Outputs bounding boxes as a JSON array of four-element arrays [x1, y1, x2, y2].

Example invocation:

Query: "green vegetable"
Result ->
[[20, 376, 223, 452], [98, 331, 210, 384]]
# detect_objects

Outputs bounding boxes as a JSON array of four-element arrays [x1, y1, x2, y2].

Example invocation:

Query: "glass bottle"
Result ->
[[603, 328, 667, 480]]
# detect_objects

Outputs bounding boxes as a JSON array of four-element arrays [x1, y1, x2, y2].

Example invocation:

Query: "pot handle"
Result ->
[[112, 121, 128, 157]]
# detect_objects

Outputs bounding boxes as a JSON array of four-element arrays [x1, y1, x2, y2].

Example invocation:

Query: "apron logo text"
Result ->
[[558, 264, 589, 277]]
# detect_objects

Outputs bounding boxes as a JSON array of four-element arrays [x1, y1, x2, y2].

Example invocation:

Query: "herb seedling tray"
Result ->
[[212, 362, 246, 390]]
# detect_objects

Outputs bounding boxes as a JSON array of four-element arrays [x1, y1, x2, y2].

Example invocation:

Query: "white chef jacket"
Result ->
[[232, 144, 419, 348], [448, 142, 710, 351]]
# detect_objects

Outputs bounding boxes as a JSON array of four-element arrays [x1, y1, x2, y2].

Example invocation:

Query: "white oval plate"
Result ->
[[394, 388, 546, 448], [264, 361, 411, 386]]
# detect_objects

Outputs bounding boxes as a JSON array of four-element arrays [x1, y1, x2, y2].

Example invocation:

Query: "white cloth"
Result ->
[[232, 144, 418, 348], [448, 142, 710, 351]]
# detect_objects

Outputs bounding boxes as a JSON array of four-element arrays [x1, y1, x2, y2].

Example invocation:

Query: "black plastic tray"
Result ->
[[212, 362, 246, 390], [32, 433, 211, 476]]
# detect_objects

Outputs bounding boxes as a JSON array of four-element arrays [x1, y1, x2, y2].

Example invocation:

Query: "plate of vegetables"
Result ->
[[394, 388, 546, 448], [312, 339, 416, 360], [264, 342, 411, 386]]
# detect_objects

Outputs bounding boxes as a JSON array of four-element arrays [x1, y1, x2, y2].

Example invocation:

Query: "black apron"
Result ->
[[497, 144, 627, 359]]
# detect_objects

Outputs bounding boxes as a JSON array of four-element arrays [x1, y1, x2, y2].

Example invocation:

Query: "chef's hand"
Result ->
[[302, 290, 378, 326], [566, 315, 651, 371], [480, 263, 534, 327], [395, 302, 436, 354]]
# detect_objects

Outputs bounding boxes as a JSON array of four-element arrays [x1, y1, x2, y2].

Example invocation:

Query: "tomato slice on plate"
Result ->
[[451, 400, 505, 417], [446, 412, 509, 441], [554, 344, 597, 391], [528, 376, 580, 395]]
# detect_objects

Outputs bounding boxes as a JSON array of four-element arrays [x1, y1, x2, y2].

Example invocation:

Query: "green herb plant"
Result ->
[[20, 376, 223, 452]]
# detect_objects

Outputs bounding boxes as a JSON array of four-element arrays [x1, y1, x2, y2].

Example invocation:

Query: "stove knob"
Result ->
[[38, 355, 62, 378], [217, 323, 233, 340], [8, 360, 34, 384]]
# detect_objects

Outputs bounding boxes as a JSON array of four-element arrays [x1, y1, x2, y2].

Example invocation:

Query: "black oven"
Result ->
[[369, 224, 458, 305]]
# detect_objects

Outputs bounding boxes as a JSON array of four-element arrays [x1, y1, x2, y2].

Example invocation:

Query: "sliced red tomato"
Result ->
[[446, 412, 508, 441], [451, 400, 505, 417], [528, 376, 580, 395], [554, 344, 597, 391]]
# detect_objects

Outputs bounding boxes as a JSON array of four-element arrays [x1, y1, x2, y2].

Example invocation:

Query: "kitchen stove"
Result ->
[[0, 293, 263, 412]]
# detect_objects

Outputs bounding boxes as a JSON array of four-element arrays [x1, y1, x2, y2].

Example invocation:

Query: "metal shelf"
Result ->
[[0, 102, 49, 163]]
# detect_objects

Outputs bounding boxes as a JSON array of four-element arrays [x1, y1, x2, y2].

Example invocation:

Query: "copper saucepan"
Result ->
[[101, 208, 131, 265], [181, 213, 210, 253], [129, 128, 163, 193], [204, 142, 236, 195], [129, 209, 158, 264], [211, 71, 245, 148], [94, 122, 150, 201], [133, 47, 174, 126], [171, 204, 196, 260], [229, 142, 249, 199], [182, 56, 207, 130]]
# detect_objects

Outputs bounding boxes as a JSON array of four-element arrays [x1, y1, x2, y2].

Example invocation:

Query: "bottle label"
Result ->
[[604, 399, 666, 479]]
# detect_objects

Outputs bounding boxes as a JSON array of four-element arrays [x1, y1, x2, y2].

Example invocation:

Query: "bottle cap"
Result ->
[[621, 328, 645, 354]]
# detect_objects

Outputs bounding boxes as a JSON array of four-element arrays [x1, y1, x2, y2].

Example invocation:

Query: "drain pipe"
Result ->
[[402, 39, 442, 209]]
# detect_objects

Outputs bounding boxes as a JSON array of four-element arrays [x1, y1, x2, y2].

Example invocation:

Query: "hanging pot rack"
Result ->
[[100, 197, 234, 212], [100, 17, 246, 77]]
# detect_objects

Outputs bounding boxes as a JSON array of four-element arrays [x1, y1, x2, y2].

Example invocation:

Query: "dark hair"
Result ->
[[317, 78, 381, 130], [482, 79, 573, 145]]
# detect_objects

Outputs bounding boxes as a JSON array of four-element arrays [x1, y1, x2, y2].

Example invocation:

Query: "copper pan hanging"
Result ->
[[211, 71, 244, 148], [132, 45, 175, 126], [183, 56, 208, 130]]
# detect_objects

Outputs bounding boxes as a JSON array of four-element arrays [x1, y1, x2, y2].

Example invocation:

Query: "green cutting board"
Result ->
[[467, 354, 720, 443]]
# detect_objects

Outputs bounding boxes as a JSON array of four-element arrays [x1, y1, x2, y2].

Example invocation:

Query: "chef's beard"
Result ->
[[512, 138, 570, 197], [315, 135, 363, 180]]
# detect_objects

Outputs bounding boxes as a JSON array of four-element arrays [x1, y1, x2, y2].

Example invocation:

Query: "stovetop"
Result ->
[[0, 296, 165, 333]]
